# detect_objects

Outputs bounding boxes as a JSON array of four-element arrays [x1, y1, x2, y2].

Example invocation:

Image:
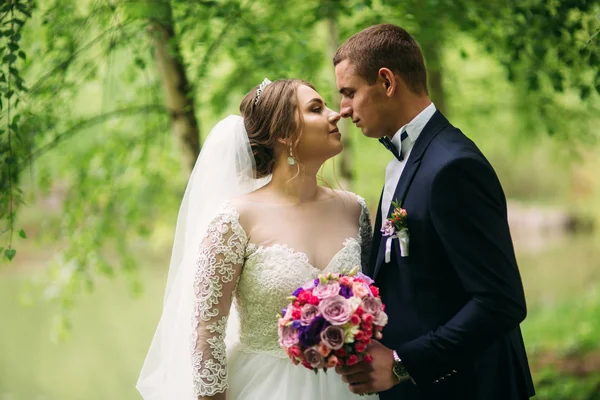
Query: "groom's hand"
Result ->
[[334, 340, 399, 395]]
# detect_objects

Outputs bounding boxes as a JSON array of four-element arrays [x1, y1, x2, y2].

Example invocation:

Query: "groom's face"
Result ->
[[335, 60, 388, 139]]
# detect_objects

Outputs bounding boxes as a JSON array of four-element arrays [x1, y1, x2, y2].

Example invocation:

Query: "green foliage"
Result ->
[[0, 0, 34, 262], [0, 0, 599, 330]]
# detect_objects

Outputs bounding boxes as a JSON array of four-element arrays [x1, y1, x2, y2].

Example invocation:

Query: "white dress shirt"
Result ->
[[381, 103, 437, 221]]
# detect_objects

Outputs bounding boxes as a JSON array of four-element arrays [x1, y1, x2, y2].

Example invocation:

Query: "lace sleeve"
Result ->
[[357, 196, 373, 275], [191, 203, 247, 398]]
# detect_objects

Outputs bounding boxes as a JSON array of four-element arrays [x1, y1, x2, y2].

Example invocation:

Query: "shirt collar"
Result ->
[[391, 102, 437, 156]]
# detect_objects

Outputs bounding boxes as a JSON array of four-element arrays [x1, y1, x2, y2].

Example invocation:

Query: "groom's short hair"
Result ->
[[334, 24, 428, 95]]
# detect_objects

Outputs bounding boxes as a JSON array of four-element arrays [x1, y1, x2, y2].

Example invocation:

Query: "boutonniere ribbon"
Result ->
[[381, 200, 409, 263]]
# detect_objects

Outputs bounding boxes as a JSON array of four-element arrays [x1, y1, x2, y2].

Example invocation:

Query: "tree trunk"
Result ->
[[326, 18, 353, 189], [420, 37, 447, 115], [145, 1, 200, 173]]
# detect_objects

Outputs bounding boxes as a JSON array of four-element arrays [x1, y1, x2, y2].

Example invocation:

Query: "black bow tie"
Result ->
[[379, 131, 408, 161]]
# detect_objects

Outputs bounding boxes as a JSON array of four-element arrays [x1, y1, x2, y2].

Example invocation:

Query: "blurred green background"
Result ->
[[1, 0, 600, 399]]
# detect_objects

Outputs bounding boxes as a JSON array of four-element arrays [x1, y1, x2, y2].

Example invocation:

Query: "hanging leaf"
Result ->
[[4, 248, 16, 261], [19, 229, 27, 239]]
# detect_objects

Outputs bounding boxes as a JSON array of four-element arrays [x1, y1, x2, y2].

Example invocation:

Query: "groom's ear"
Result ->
[[378, 68, 396, 97]]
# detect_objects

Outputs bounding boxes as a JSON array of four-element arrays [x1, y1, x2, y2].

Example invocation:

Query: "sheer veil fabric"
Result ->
[[136, 116, 269, 400]]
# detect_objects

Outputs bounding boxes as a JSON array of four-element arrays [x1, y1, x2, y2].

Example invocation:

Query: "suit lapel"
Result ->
[[368, 188, 384, 277], [373, 111, 450, 279]]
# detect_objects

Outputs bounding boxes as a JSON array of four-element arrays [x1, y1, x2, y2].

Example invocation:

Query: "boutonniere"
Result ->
[[381, 200, 409, 262]]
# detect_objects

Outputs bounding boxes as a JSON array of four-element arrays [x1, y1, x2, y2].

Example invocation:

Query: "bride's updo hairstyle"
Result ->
[[240, 79, 315, 178]]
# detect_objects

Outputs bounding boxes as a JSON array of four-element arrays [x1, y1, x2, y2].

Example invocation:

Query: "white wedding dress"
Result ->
[[191, 193, 379, 400]]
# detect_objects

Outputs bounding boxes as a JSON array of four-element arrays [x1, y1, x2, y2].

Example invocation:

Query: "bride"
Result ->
[[137, 78, 377, 400]]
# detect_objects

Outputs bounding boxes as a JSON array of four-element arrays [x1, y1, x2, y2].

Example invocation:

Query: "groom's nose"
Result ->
[[339, 99, 352, 119]]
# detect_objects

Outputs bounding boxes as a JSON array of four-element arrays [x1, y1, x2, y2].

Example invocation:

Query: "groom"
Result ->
[[333, 24, 535, 399]]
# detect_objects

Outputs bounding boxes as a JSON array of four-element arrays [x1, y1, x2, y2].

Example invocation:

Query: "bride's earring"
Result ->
[[287, 143, 296, 166]]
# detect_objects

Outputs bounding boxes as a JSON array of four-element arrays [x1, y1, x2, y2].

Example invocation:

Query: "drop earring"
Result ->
[[287, 143, 296, 166]]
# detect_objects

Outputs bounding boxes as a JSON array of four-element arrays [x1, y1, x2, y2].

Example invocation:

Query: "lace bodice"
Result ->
[[191, 195, 372, 397]]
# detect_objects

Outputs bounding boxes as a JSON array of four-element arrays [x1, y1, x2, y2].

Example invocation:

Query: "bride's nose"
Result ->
[[328, 111, 341, 125]]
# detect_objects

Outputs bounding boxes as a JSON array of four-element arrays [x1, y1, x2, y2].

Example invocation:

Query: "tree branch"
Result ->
[[17, 104, 168, 171]]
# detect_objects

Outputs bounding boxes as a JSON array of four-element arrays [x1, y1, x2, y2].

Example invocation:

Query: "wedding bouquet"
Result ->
[[277, 266, 388, 372]]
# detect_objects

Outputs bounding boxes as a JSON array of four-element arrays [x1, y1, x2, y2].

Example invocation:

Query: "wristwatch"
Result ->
[[392, 350, 410, 382]]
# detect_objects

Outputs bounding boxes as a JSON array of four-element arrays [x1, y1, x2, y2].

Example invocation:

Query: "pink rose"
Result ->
[[318, 295, 352, 325], [338, 276, 352, 286], [313, 282, 340, 299], [326, 355, 339, 368], [278, 325, 299, 347], [360, 297, 383, 317], [320, 325, 345, 350], [300, 304, 320, 325], [304, 346, 324, 368], [374, 310, 388, 326], [352, 282, 369, 298]]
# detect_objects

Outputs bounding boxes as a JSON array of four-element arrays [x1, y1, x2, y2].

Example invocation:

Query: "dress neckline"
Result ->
[[246, 236, 360, 273]]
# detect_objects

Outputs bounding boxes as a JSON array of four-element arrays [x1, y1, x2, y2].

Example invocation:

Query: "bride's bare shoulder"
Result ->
[[324, 188, 365, 218]]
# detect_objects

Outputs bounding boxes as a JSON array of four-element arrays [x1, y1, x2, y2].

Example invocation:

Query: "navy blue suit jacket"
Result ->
[[368, 111, 535, 400]]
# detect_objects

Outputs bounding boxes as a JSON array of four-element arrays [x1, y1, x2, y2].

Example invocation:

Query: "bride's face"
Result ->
[[294, 85, 343, 164]]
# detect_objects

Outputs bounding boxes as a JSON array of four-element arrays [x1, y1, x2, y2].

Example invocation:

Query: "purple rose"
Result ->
[[313, 282, 340, 299], [320, 325, 345, 350], [293, 287, 304, 297], [381, 220, 395, 236], [303, 346, 323, 368], [299, 315, 329, 347], [302, 279, 317, 290], [300, 304, 319, 325], [357, 272, 374, 285], [361, 297, 382, 317], [292, 320, 303, 329], [278, 324, 299, 347], [339, 285, 353, 299], [318, 295, 352, 326]]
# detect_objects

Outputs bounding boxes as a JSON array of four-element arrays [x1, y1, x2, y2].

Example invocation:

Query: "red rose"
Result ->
[[362, 313, 374, 324], [308, 295, 320, 305], [355, 307, 365, 316], [362, 337, 371, 345], [292, 308, 301, 320], [290, 346, 302, 358], [364, 354, 373, 363], [355, 342, 366, 353], [350, 314, 361, 325], [335, 348, 347, 357], [369, 286, 379, 297], [347, 355, 358, 366], [355, 330, 364, 341]]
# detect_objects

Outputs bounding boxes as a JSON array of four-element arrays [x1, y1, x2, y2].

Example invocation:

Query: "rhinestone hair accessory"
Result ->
[[254, 78, 272, 105]]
